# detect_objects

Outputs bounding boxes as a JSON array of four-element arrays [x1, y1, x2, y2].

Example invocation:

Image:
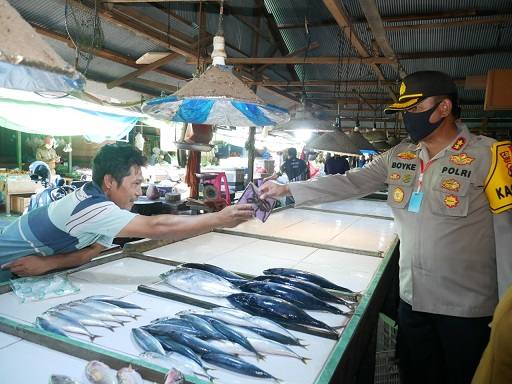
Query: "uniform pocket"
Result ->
[[431, 176, 470, 217]]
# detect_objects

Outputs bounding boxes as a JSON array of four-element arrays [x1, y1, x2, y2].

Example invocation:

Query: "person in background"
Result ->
[[261, 146, 271, 160], [0, 143, 254, 278], [260, 70, 501, 384], [357, 154, 366, 167], [264, 147, 309, 205], [324, 154, 350, 175], [35, 135, 60, 175], [149, 147, 162, 165], [367, 154, 374, 163]]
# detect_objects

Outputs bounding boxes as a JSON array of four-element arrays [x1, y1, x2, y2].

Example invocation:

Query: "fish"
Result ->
[[160, 268, 241, 297], [116, 366, 143, 384], [225, 325, 310, 364], [85, 361, 117, 384], [211, 307, 302, 344], [164, 368, 184, 384], [201, 353, 280, 382], [153, 352, 215, 382], [178, 313, 226, 340], [227, 293, 338, 336], [77, 300, 139, 319], [48, 375, 83, 384], [206, 339, 259, 357], [179, 263, 247, 286], [240, 281, 346, 315], [263, 268, 353, 293], [85, 296, 146, 310], [204, 317, 265, 360], [48, 308, 117, 332], [253, 275, 356, 307], [162, 331, 227, 356], [42, 312, 101, 342], [36, 316, 68, 338], [153, 335, 205, 367], [64, 304, 130, 325], [132, 328, 166, 356], [143, 320, 206, 339], [240, 325, 307, 348]]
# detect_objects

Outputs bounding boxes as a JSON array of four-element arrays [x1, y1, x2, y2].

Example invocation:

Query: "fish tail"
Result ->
[[256, 352, 266, 361], [107, 326, 116, 332], [273, 377, 284, 384], [89, 334, 101, 342], [301, 356, 311, 365]]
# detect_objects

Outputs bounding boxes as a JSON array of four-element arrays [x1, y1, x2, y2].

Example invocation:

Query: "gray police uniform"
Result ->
[[289, 124, 498, 317]]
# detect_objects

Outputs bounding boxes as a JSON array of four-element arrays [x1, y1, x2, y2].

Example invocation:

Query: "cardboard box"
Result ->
[[10, 196, 31, 214]]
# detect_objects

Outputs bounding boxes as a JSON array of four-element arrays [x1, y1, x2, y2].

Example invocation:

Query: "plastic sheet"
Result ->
[[10, 274, 80, 303]]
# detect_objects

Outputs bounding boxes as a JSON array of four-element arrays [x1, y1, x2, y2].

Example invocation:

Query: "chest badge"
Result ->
[[392, 187, 404, 203], [402, 174, 413, 184], [451, 137, 466, 151], [397, 151, 416, 160], [444, 194, 459, 208], [390, 173, 400, 181], [441, 179, 461, 192], [450, 153, 474, 166], [499, 147, 512, 177]]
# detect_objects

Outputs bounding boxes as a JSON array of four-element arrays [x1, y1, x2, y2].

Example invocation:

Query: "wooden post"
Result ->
[[16, 131, 21, 169], [247, 126, 256, 183]]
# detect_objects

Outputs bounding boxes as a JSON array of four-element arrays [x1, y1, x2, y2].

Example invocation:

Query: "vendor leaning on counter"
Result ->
[[0, 143, 254, 278], [35, 135, 60, 175], [261, 70, 512, 384]]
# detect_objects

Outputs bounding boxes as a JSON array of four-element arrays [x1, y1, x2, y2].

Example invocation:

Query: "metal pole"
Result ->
[[16, 131, 21, 169]]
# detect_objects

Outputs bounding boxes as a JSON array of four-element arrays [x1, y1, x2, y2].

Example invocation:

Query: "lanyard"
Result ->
[[417, 159, 435, 192]]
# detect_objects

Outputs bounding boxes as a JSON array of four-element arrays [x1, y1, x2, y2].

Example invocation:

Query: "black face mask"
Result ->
[[403, 102, 444, 143]]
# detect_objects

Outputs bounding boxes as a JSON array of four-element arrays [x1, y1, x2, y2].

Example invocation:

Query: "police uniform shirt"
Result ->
[[0, 182, 137, 266], [289, 124, 498, 317]]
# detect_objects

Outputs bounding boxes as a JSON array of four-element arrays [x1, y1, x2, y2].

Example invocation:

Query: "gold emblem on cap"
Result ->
[[393, 187, 404, 203], [399, 82, 406, 96]]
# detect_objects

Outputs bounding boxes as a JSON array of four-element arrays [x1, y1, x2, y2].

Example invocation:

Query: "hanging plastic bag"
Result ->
[[10, 274, 80, 303]]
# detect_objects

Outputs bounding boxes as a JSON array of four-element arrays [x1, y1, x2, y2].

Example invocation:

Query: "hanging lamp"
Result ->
[[0, 0, 84, 92], [347, 120, 378, 151], [142, 1, 289, 127], [306, 115, 360, 155]]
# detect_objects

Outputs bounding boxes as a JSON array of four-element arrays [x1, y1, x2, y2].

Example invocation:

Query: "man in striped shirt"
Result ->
[[0, 144, 253, 278]]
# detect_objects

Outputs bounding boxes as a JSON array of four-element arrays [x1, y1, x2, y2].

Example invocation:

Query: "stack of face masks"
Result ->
[[10, 274, 79, 302]]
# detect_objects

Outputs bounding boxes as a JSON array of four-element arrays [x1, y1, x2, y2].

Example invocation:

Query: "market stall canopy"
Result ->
[[0, 88, 142, 142], [306, 130, 361, 155], [347, 128, 378, 152], [0, 0, 84, 93]]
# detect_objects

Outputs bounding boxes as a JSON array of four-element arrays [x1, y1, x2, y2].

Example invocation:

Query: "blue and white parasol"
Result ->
[[0, 0, 84, 93], [142, 9, 289, 128]]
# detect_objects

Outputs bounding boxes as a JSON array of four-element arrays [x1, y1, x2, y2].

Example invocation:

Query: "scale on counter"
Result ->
[[196, 172, 231, 211]]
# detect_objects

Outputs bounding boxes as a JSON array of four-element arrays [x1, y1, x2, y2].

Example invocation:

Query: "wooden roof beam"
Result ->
[[188, 56, 395, 65], [383, 16, 512, 31], [322, 0, 397, 101]]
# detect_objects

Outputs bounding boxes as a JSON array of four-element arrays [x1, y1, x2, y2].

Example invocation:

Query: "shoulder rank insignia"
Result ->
[[451, 137, 466, 151], [450, 153, 474, 166], [392, 187, 404, 203], [441, 179, 460, 192], [397, 151, 416, 160], [444, 194, 459, 208], [390, 173, 400, 181]]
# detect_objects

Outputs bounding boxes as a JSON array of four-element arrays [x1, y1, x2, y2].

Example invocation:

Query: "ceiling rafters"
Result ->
[[322, 0, 397, 101], [189, 55, 395, 65]]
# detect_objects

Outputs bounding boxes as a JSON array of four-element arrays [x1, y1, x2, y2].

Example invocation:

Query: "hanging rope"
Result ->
[[216, 0, 224, 36], [300, 0, 312, 102], [196, 0, 203, 75]]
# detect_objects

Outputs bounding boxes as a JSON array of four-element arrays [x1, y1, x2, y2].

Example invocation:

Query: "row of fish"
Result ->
[[36, 295, 145, 342], [131, 306, 315, 382], [160, 264, 357, 336], [49, 360, 183, 384]]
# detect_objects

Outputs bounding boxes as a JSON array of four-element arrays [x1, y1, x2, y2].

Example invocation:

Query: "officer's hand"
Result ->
[[1, 256, 53, 277], [260, 181, 290, 200], [216, 204, 254, 228]]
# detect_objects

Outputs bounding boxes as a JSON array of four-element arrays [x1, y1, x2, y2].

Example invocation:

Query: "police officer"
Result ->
[[261, 71, 498, 384]]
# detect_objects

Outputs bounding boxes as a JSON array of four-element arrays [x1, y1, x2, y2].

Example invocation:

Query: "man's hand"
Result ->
[[260, 181, 291, 200], [216, 203, 254, 228], [1, 256, 53, 277]]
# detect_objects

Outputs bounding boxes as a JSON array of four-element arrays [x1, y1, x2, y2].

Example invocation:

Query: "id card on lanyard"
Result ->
[[408, 158, 434, 213]]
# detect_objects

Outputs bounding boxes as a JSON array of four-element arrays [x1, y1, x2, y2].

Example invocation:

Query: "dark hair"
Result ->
[[287, 147, 297, 158], [92, 143, 147, 186]]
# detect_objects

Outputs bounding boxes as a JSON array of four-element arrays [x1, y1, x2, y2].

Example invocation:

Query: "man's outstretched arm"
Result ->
[[1, 243, 106, 277]]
